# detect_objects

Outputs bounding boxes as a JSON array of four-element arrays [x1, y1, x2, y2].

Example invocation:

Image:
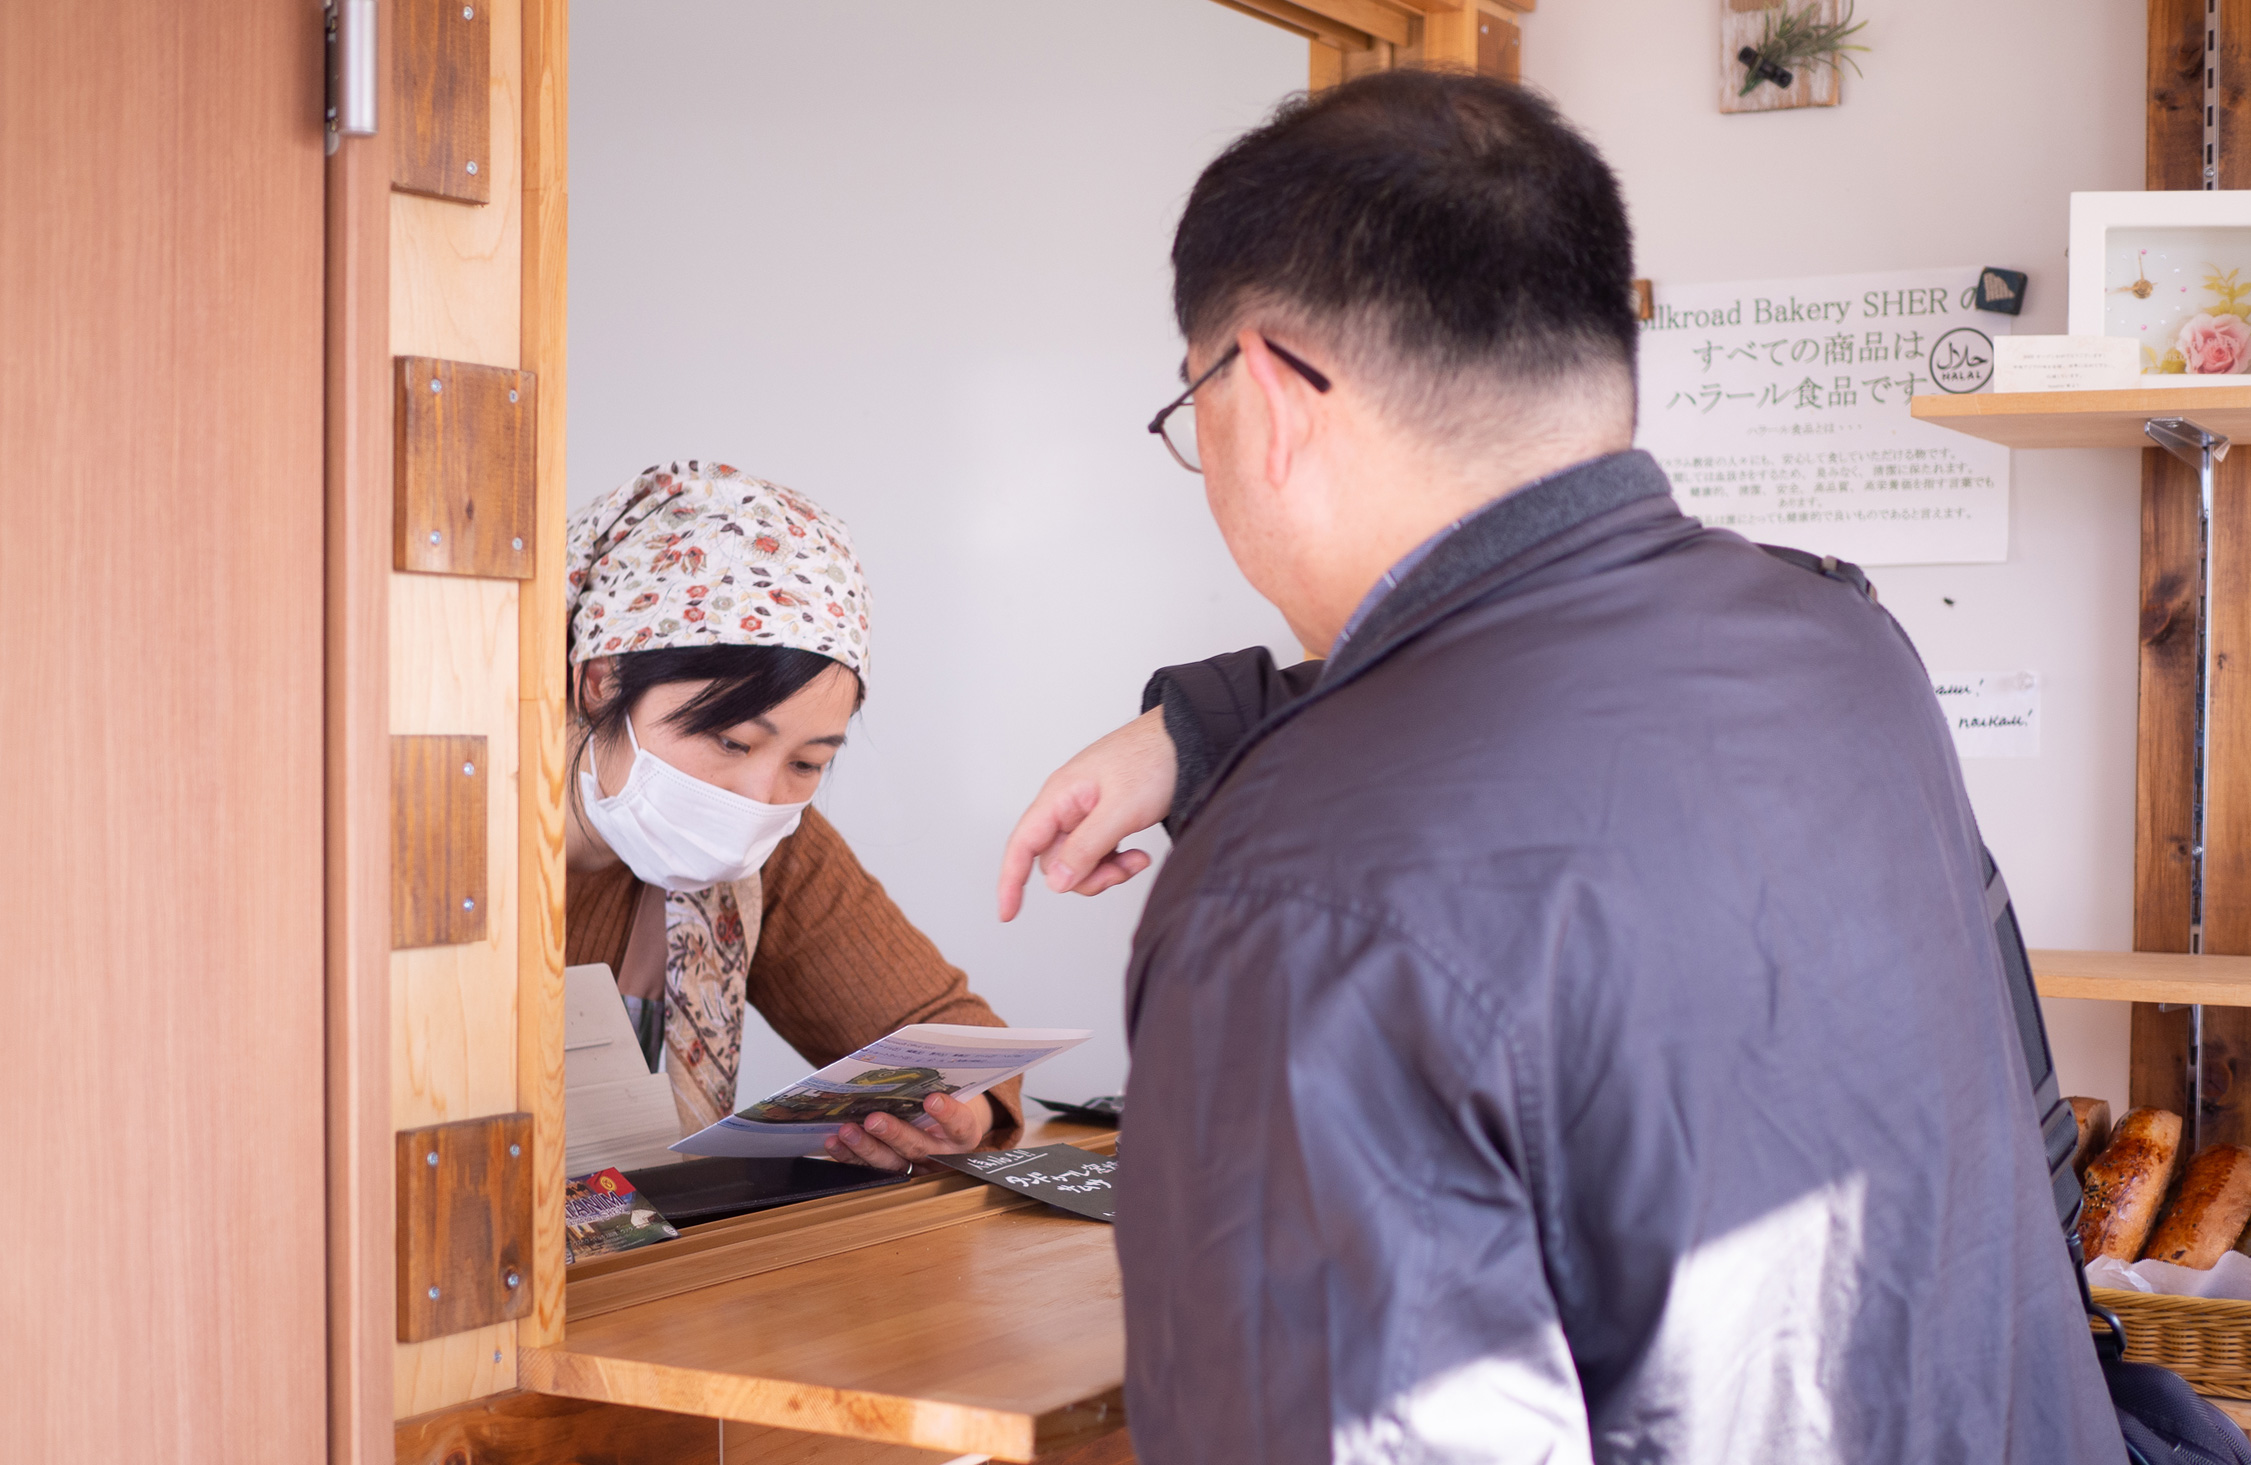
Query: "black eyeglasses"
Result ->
[[1146, 337, 1333, 473]]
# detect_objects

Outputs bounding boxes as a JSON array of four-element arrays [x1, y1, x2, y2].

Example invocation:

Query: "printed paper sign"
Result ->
[[1637, 267, 2013, 565], [1932, 670, 2040, 758], [1991, 335, 2139, 394]]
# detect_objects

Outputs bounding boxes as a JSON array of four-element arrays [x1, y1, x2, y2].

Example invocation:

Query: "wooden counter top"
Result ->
[[519, 1122, 1125, 1462]]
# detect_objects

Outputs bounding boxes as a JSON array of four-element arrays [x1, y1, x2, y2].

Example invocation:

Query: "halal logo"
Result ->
[[1929, 327, 1995, 394]]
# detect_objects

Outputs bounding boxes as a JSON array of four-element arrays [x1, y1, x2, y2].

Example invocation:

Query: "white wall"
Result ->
[[1524, 0, 2148, 1112], [573, 0, 2150, 1113], [569, 1, 1304, 1101]]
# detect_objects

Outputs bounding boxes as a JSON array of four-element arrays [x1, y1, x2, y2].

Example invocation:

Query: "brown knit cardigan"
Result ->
[[566, 805, 1021, 1138]]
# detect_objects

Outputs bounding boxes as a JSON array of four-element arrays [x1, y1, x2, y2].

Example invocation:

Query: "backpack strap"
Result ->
[[1755, 542, 1880, 603]]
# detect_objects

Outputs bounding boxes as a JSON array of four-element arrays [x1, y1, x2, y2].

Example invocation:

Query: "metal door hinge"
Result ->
[[326, 0, 378, 155]]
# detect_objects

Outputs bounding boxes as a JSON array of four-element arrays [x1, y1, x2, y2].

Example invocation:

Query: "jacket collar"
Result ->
[[1323, 449, 1672, 686], [1175, 449, 1677, 831]]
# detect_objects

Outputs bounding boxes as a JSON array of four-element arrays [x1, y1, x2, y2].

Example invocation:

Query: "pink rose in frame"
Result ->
[[2177, 312, 2251, 374]]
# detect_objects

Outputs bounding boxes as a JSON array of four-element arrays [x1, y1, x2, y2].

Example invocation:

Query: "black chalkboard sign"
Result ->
[[931, 1142, 1118, 1222]]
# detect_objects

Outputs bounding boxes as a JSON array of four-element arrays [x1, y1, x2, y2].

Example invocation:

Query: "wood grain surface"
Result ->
[[393, 0, 522, 368], [519, 1127, 1125, 1460], [395, 0, 494, 203], [2201, 446, 2251, 1143], [569, 1177, 1047, 1323], [2148, 0, 2207, 190], [2133, 441, 2203, 1119], [2034, 949, 2251, 1007], [387, 0, 527, 1414], [2132, 0, 2251, 1142], [523, 1204, 1125, 1462], [393, 356, 538, 579], [1216, 0, 1378, 50], [328, 11, 400, 1452], [1475, 11, 1520, 80], [396, 1389, 1007, 1464], [393, 734, 492, 948], [397, 1113, 537, 1341], [2138, 445, 2204, 959], [392, 576, 523, 1410], [2223, 0, 2251, 189], [0, 1, 330, 1459], [1911, 389, 2251, 451], [518, 0, 572, 1353]]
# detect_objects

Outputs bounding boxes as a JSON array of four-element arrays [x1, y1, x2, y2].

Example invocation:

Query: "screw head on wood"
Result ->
[[511, 537, 524, 551], [428, 530, 442, 545], [462, 897, 476, 912], [427, 1285, 441, 1301], [429, 378, 441, 393], [508, 1143, 522, 1158], [507, 389, 518, 403], [504, 1270, 521, 1290], [462, 5, 473, 15], [462, 761, 475, 776], [466, 160, 479, 176], [426, 1150, 439, 1167]]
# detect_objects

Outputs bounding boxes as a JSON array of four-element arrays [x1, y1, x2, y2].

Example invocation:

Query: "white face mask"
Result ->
[[577, 716, 811, 892]]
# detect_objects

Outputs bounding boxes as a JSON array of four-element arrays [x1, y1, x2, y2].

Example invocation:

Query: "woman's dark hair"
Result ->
[[572, 644, 862, 755]]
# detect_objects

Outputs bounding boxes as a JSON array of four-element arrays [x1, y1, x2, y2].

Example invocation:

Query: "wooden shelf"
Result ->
[[1911, 388, 2251, 449], [2031, 949, 2251, 1006]]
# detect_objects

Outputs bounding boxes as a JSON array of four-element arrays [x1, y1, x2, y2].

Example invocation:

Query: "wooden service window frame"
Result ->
[[345, 5, 1547, 1461]]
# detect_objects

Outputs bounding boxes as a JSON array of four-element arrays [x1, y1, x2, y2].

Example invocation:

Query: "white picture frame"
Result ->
[[2069, 190, 2251, 387]]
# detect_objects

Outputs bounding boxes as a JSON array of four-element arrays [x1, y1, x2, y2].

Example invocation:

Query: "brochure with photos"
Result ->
[[672, 1022, 1092, 1159], [562, 1167, 680, 1264]]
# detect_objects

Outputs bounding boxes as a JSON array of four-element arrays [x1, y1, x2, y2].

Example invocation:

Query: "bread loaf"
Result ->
[[2077, 1107, 2184, 1262], [2068, 1097, 2112, 1180], [2144, 1143, 2251, 1268]]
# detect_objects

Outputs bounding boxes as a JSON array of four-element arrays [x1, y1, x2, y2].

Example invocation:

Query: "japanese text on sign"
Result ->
[[1636, 269, 2012, 565]]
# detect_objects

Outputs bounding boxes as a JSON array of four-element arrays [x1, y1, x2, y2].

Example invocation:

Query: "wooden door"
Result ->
[[0, 2, 330, 1461]]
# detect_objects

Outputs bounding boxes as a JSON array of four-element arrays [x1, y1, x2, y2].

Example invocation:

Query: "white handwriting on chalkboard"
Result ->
[[999, 1159, 1117, 1192]]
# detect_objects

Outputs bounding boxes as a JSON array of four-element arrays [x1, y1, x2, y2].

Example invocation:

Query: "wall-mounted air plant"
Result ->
[[1736, 1, 1869, 97]]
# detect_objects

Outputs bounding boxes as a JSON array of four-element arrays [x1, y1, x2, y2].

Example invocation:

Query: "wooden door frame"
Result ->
[[345, 1, 1530, 1452], [324, 6, 395, 1451], [324, 0, 568, 1457]]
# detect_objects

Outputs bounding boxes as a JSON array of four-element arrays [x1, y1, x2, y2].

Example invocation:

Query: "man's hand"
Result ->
[[997, 707, 1178, 921], [824, 1091, 992, 1173]]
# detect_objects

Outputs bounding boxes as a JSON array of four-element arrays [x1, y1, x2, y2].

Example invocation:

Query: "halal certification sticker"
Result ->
[[1929, 327, 1996, 394]]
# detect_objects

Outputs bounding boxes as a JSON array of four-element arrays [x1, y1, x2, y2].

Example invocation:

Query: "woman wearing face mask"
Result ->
[[563, 461, 1016, 1172]]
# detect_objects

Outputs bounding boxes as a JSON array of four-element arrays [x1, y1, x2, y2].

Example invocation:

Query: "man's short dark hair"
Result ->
[[1173, 70, 1637, 435]]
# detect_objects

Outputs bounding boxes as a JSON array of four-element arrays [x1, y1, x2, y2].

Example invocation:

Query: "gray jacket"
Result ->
[[1120, 450, 2121, 1464]]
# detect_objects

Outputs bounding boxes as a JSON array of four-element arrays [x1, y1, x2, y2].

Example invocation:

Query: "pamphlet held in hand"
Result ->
[[671, 1023, 1092, 1159]]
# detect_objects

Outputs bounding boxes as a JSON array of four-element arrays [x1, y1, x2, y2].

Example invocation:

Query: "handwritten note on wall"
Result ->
[[1932, 670, 2040, 758], [1636, 268, 2012, 565]]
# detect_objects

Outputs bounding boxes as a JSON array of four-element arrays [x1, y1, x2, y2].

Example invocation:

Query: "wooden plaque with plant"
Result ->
[[1718, 0, 1871, 116]]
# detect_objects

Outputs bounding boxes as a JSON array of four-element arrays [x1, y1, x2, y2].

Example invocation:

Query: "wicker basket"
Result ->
[[2094, 1287, 2251, 1398]]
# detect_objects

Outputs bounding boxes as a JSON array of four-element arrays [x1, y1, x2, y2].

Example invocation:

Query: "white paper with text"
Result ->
[[1637, 267, 2012, 565], [1931, 670, 2040, 759]]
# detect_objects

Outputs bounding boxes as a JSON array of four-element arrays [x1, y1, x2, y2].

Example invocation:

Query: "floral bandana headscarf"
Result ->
[[565, 460, 870, 679]]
